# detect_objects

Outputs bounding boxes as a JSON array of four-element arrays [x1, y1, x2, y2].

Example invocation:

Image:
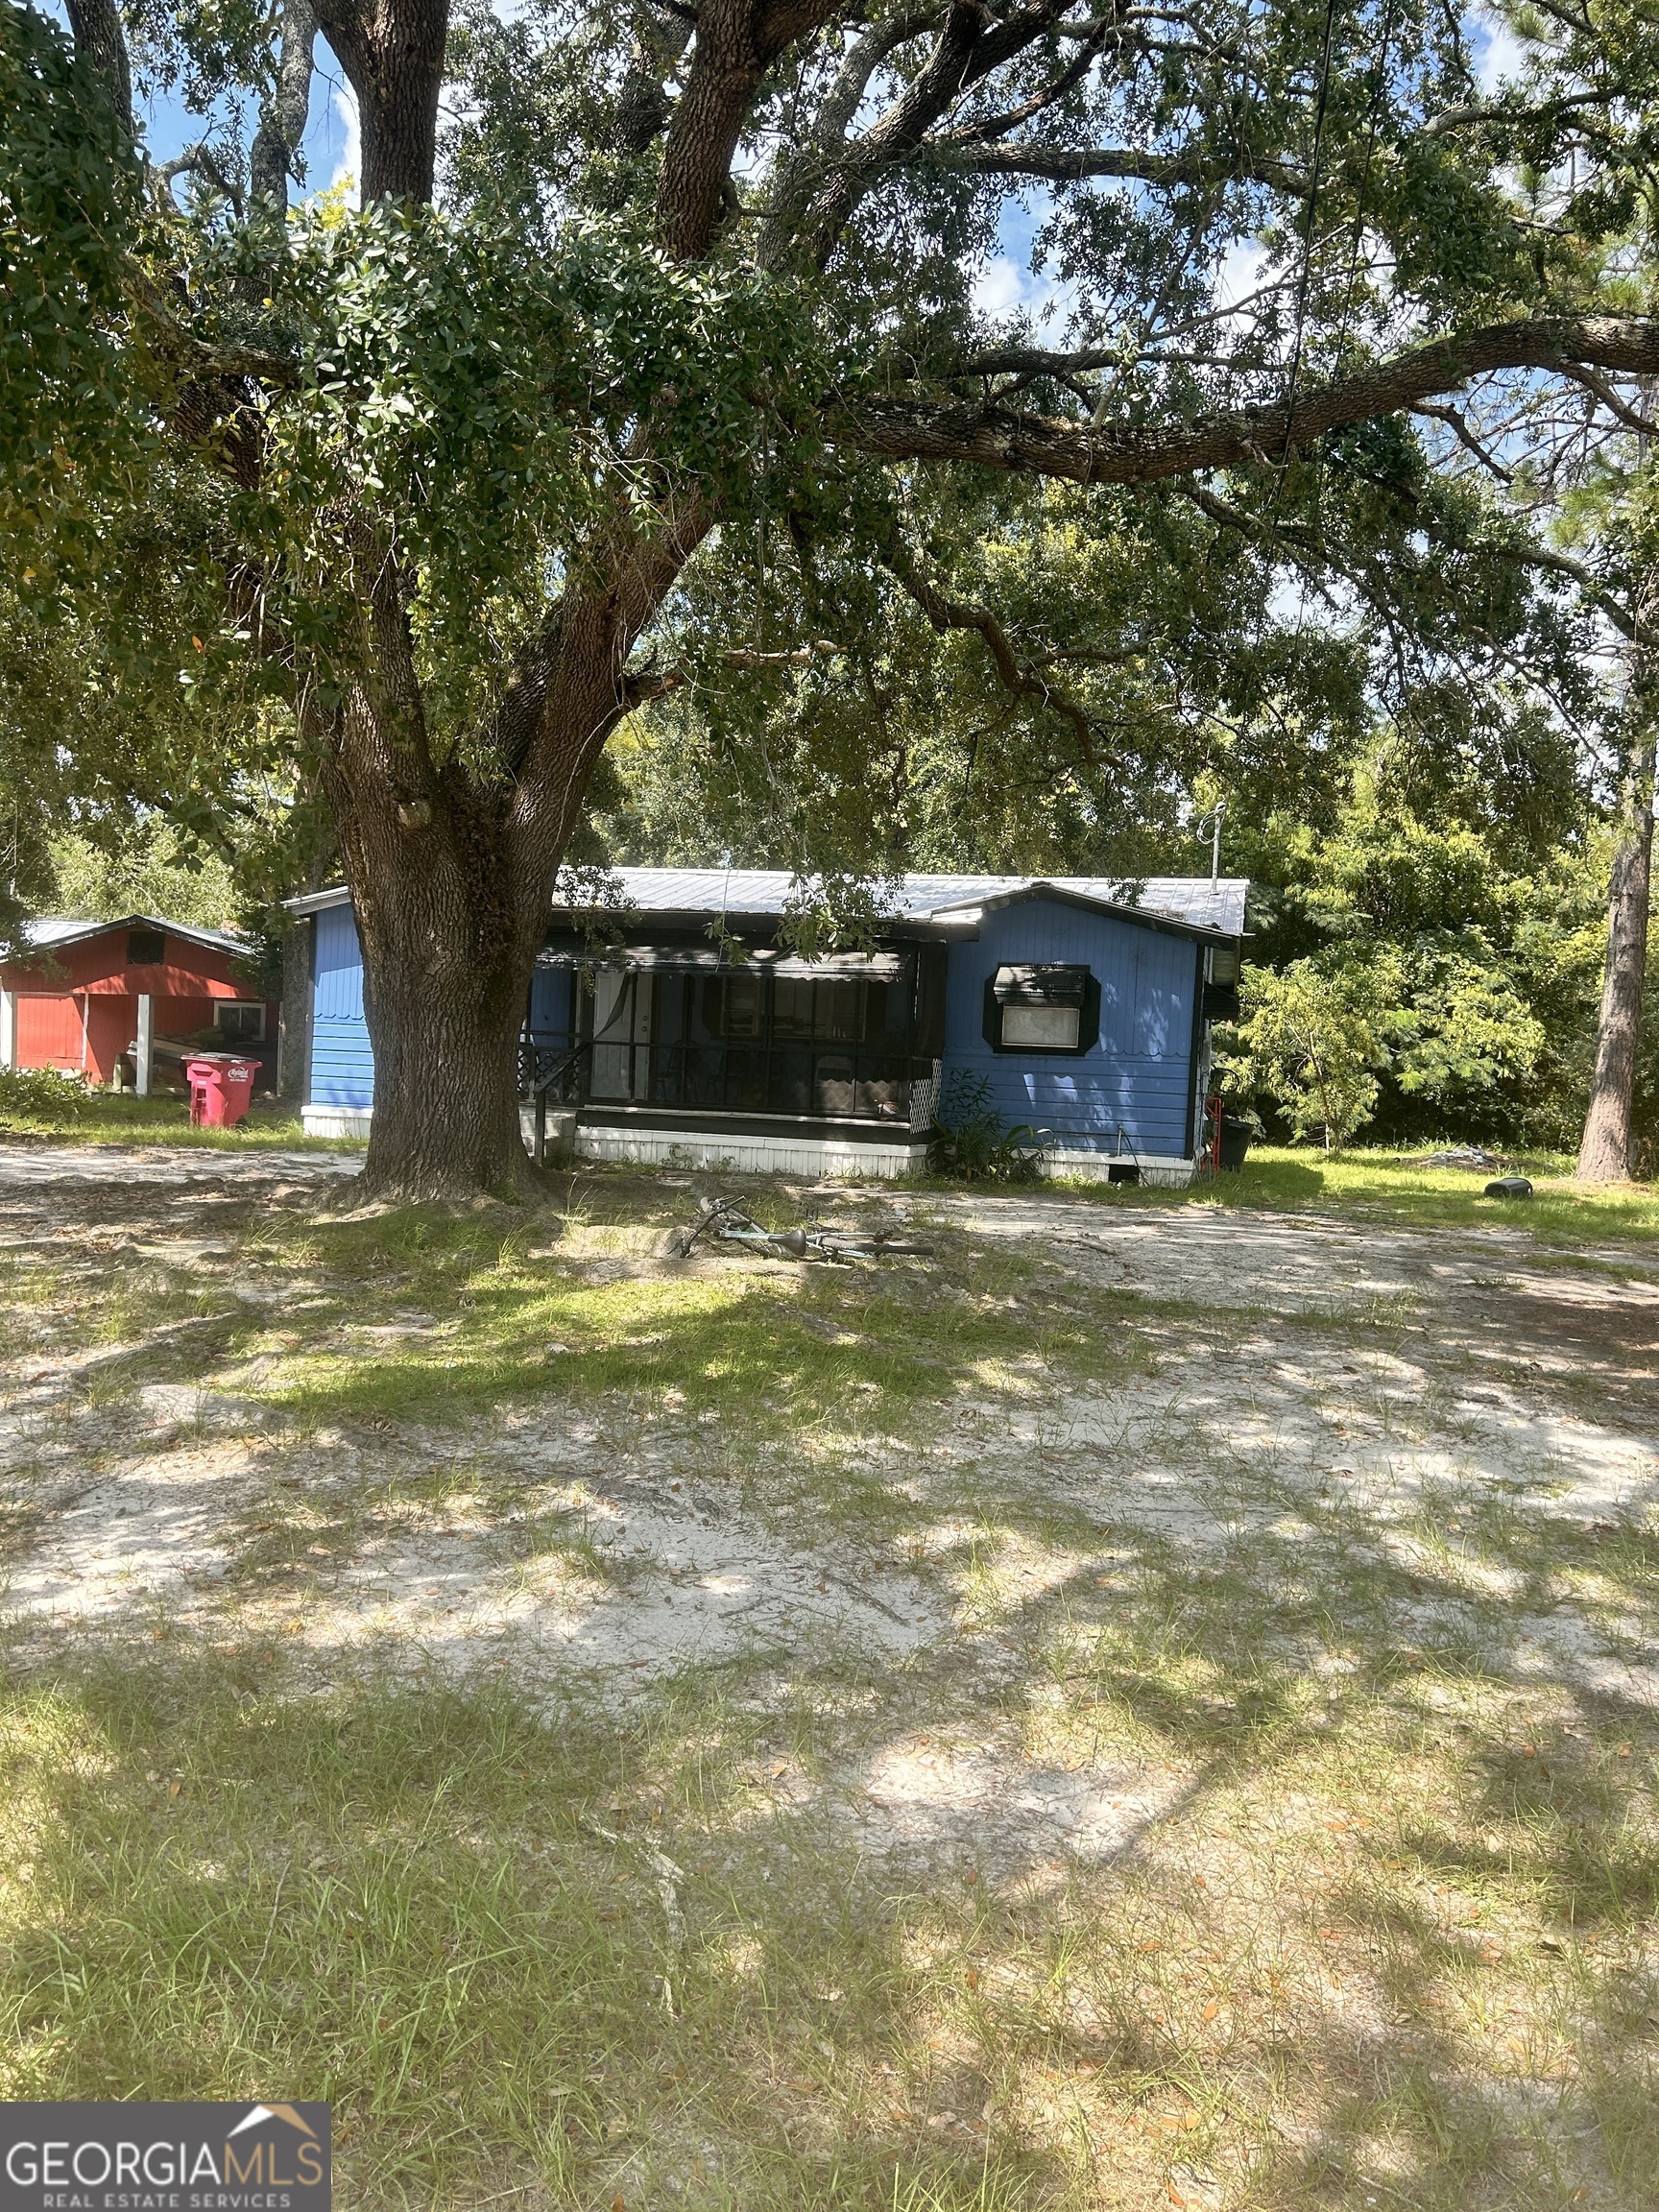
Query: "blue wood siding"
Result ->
[[309, 904, 375, 1108], [942, 901, 1199, 1155]]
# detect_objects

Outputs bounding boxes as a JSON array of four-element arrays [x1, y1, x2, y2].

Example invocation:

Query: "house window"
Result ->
[[127, 928, 165, 966], [214, 1001, 266, 1043], [983, 964, 1098, 1055], [1202, 942, 1241, 1021], [1002, 1001, 1080, 1049]]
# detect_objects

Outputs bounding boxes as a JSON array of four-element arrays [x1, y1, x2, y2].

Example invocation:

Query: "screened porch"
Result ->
[[522, 943, 946, 1130]]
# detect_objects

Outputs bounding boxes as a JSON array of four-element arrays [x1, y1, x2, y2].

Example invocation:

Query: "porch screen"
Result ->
[[531, 951, 931, 1122]]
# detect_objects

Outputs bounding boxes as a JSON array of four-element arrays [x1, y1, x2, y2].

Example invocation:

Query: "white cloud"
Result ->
[[973, 256, 1030, 319], [1473, 4, 1528, 91], [1214, 235, 1272, 314], [971, 253, 1078, 330], [329, 81, 360, 205]]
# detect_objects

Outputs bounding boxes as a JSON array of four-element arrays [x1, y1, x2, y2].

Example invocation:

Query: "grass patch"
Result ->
[[3, 1623, 1655, 2211], [0, 1094, 361, 1151], [3, 1153, 1658, 2206], [1037, 1144, 1659, 1246], [0, 1656, 1065, 2210], [243, 1203, 1142, 1461]]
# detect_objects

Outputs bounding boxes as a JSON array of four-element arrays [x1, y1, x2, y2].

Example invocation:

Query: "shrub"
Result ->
[[1213, 960, 1386, 1152], [0, 1067, 92, 1128], [1217, 949, 1548, 1154], [926, 1072, 1049, 1182]]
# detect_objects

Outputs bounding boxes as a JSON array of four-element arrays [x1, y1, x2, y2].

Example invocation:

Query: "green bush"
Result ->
[[926, 1072, 1048, 1182], [1217, 946, 1550, 1154], [1219, 959, 1387, 1152], [0, 1067, 92, 1127]]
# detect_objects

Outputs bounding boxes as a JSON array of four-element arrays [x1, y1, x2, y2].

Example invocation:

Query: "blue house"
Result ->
[[285, 869, 1247, 1184]]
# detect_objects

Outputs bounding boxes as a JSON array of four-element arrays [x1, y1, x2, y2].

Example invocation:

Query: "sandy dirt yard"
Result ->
[[1, 1142, 1656, 2212]]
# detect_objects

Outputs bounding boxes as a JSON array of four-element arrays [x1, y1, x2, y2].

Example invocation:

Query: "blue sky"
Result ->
[[975, 4, 1528, 328], [55, 0, 1527, 328], [40, 1, 362, 203]]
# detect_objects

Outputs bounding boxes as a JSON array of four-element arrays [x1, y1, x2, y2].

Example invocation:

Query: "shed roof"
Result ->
[[289, 869, 1248, 938], [16, 913, 248, 958]]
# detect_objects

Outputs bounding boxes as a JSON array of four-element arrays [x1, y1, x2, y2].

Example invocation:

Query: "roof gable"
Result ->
[[924, 878, 1246, 939], [18, 913, 248, 958]]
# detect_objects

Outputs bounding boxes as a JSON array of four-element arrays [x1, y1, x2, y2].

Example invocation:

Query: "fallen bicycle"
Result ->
[[670, 1195, 933, 1262]]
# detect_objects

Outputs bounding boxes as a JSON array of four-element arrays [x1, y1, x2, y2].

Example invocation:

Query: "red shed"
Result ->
[[0, 915, 278, 1094]]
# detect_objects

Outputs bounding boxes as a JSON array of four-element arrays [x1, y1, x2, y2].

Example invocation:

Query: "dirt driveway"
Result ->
[[6, 1144, 1655, 1704], [1, 1142, 1656, 2211]]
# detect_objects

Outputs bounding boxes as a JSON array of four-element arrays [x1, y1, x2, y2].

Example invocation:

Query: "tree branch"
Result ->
[[124, 269, 301, 391], [616, 8, 698, 152], [881, 540, 1100, 759], [64, 0, 132, 132], [943, 14, 1114, 146], [622, 637, 841, 705], [1486, 542, 1637, 638], [1418, 87, 1617, 138], [757, 8, 936, 265], [1409, 399, 1513, 481], [657, 0, 845, 260], [1553, 360, 1659, 436], [931, 140, 1310, 193], [796, 0, 998, 262], [157, 140, 245, 216], [250, 0, 318, 211], [844, 314, 1659, 485]]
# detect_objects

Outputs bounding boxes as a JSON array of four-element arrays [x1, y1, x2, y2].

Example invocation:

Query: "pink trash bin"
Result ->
[[185, 1055, 258, 1128]]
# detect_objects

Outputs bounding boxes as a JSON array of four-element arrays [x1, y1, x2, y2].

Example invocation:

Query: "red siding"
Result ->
[[15, 995, 85, 1069], [84, 996, 134, 1083], [3, 926, 278, 1083], [1, 925, 251, 998]]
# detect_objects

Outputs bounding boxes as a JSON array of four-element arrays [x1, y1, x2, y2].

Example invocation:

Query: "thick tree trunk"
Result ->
[[323, 731, 550, 1203], [306, 557, 543, 1201], [311, 534, 669, 1203], [1576, 733, 1655, 1183], [303, 474, 710, 1206], [353, 881, 534, 1202]]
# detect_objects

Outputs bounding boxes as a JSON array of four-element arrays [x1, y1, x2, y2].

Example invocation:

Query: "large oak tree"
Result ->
[[5, 0, 1659, 1196]]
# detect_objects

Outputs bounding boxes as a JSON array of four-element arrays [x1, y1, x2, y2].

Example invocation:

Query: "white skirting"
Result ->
[[301, 1104, 373, 1140], [301, 1104, 1188, 1186], [1046, 1147, 1194, 1189], [575, 1124, 930, 1179]]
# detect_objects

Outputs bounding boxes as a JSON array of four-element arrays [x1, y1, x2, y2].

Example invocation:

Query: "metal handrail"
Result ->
[[524, 1037, 589, 1098], [522, 1038, 590, 1166]]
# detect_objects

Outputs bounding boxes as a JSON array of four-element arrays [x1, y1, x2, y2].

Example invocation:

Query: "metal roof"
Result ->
[[16, 913, 249, 957], [288, 869, 1249, 938], [547, 867, 1249, 938]]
